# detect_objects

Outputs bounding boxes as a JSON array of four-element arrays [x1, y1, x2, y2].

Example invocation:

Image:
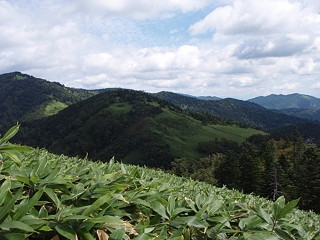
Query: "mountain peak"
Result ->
[[249, 93, 320, 110]]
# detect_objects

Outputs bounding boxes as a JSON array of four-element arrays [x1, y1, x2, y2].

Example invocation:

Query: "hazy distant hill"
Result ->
[[16, 89, 263, 168], [249, 93, 320, 110], [179, 93, 221, 101], [196, 96, 222, 101], [154, 91, 307, 130], [0, 72, 102, 129]]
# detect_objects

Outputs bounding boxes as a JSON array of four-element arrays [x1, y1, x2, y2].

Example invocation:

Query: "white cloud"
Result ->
[[190, 0, 319, 36], [0, 0, 320, 99], [78, 0, 211, 19]]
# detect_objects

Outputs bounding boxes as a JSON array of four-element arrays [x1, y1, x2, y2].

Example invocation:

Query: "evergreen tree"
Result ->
[[214, 151, 241, 189]]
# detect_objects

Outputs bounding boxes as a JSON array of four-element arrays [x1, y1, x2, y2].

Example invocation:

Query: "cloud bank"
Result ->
[[0, 0, 320, 99]]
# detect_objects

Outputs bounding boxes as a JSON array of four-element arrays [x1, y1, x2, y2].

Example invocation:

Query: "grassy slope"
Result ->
[[147, 106, 264, 158], [100, 100, 264, 160], [23, 100, 69, 121], [0, 146, 319, 239]]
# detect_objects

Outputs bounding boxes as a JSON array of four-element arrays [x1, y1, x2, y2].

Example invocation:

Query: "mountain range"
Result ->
[[249, 93, 320, 110], [1, 72, 320, 167], [249, 93, 320, 121], [154, 91, 309, 130], [15, 89, 263, 168]]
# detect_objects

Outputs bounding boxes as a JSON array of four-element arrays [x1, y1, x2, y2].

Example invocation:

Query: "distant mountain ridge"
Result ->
[[2, 71, 320, 147], [179, 93, 221, 101], [154, 91, 308, 130], [249, 93, 320, 110]]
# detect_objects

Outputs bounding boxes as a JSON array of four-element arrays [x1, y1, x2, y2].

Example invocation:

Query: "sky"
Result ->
[[1, 0, 320, 99]]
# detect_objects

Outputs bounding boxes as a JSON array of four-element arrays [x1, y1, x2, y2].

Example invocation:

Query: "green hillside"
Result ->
[[0, 126, 319, 239], [17, 89, 264, 168], [0, 72, 102, 129], [154, 91, 308, 130]]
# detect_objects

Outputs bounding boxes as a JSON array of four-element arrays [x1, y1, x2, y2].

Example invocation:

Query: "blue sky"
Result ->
[[1, 0, 320, 99]]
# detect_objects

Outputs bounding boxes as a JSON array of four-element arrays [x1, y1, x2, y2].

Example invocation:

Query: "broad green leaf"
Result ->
[[255, 206, 273, 225], [172, 207, 190, 218], [150, 201, 168, 220], [55, 224, 77, 240], [0, 188, 22, 222], [20, 215, 48, 226], [32, 155, 49, 177], [15, 175, 32, 186], [1, 233, 27, 240], [78, 230, 96, 240], [272, 196, 286, 220], [278, 199, 299, 219], [110, 228, 125, 240], [275, 228, 295, 240], [120, 163, 127, 174], [207, 200, 223, 215], [39, 226, 52, 231], [38, 205, 48, 218], [13, 188, 44, 220], [0, 125, 20, 144], [0, 220, 34, 232], [63, 215, 89, 221], [83, 193, 112, 216], [0, 179, 11, 205], [187, 216, 208, 228], [2, 152, 21, 165], [107, 157, 115, 172], [167, 196, 175, 219], [44, 188, 61, 210], [0, 144, 33, 154], [88, 215, 123, 224], [184, 197, 197, 212]]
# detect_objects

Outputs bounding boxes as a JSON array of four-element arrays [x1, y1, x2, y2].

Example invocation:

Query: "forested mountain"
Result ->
[[16, 89, 263, 168], [249, 93, 320, 110], [0, 72, 102, 129], [154, 91, 308, 130], [270, 121, 320, 143], [276, 108, 320, 122]]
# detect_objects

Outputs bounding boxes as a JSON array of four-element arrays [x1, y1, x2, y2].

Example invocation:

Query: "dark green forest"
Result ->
[[172, 134, 320, 213], [0, 72, 101, 129]]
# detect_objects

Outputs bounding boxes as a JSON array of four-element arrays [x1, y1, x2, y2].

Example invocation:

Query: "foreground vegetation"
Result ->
[[0, 126, 319, 239]]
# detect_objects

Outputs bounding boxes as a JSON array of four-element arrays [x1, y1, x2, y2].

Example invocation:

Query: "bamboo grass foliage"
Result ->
[[0, 126, 319, 239]]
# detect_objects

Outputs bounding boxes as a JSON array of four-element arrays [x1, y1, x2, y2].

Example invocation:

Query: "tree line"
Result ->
[[171, 134, 320, 213]]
